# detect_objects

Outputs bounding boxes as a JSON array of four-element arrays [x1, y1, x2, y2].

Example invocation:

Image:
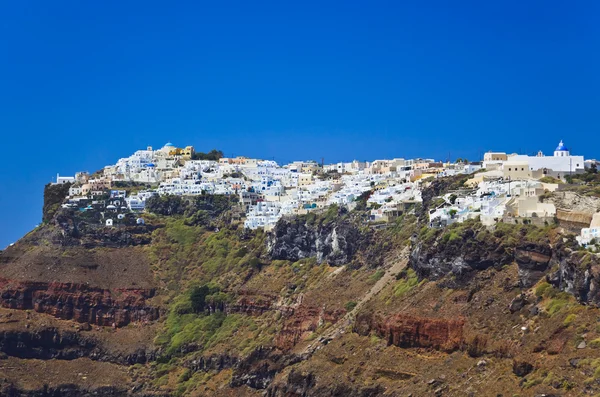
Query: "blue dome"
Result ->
[[555, 140, 568, 151], [165, 142, 174, 147]]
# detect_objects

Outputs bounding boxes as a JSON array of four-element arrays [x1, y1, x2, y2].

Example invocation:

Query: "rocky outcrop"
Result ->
[[0, 278, 159, 327], [513, 359, 534, 377], [515, 243, 552, 287], [183, 347, 298, 391], [227, 292, 277, 316], [0, 328, 155, 365], [185, 353, 240, 372], [275, 305, 345, 351], [266, 368, 385, 397], [42, 183, 72, 224], [265, 369, 316, 397], [230, 347, 287, 390], [410, 228, 513, 281], [0, 384, 128, 397], [544, 191, 600, 216], [556, 208, 594, 233], [548, 251, 600, 306], [268, 209, 375, 266], [418, 174, 470, 219], [53, 209, 155, 247], [410, 223, 554, 287], [354, 313, 464, 352]]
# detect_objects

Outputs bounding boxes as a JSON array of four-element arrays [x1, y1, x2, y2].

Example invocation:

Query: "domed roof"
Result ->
[[555, 140, 569, 151], [164, 142, 174, 147]]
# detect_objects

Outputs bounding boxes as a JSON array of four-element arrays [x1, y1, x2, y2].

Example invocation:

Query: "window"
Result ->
[[508, 168, 512, 171]]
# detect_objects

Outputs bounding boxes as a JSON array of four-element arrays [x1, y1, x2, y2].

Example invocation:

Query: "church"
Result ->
[[507, 140, 585, 179]]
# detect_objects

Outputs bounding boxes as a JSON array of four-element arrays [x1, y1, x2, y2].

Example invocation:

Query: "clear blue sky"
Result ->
[[1, 1, 599, 248]]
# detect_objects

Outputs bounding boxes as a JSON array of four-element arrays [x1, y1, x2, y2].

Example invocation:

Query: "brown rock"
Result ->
[[0, 277, 159, 327]]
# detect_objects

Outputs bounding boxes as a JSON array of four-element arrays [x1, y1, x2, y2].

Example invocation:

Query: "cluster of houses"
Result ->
[[53, 140, 599, 247]]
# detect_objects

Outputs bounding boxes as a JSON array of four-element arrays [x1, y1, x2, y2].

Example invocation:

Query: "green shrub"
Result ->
[[345, 301, 357, 311], [190, 285, 210, 312], [178, 369, 192, 383], [535, 282, 552, 298], [369, 269, 385, 283], [546, 292, 573, 316], [563, 314, 577, 327], [393, 268, 422, 298]]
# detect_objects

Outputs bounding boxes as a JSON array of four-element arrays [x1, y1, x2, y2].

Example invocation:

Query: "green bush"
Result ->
[[563, 314, 577, 327], [190, 285, 210, 313], [369, 269, 385, 283], [546, 292, 573, 316], [393, 268, 422, 298], [191, 149, 224, 161], [535, 282, 552, 298]]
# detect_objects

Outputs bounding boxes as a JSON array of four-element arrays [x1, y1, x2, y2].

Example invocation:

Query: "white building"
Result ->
[[55, 174, 75, 185], [578, 213, 600, 246], [510, 140, 585, 178]]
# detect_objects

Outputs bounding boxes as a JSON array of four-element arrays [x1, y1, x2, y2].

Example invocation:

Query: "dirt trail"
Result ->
[[302, 247, 410, 356]]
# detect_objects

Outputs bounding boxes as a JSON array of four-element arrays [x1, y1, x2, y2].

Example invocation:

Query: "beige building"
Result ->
[[502, 161, 531, 180], [182, 146, 195, 159], [298, 173, 313, 187], [506, 196, 556, 218], [484, 152, 508, 162]]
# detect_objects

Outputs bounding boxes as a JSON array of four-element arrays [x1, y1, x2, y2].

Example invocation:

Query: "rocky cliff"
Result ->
[[354, 313, 464, 352], [52, 208, 156, 247], [548, 250, 600, 306], [0, 278, 159, 327], [410, 221, 559, 288], [268, 207, 379, 267], [0, 328, 155, 364], [6, 184, 600, 396]]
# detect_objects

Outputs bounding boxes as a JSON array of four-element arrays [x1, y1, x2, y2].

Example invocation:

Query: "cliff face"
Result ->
[[266, 368, 385, 397], [275, 304, 345, 351], [268, 209, 376, 266], [42, 183, 72, 224], [354, 313, 464, 352], [8, 183, 600, 396], [514, 242, 553, 288], [410, 222, 557, 288], [548, 250, 600, 306], [0, 278, 159, 327], [410, 231, 513, 281], [0, 384, 129, 397], [0, 328, 155, 364], [53, 209, 155, 248]]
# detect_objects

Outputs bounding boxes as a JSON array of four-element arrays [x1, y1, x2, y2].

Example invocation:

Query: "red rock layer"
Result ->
[[0, 277, 159, 327], [356, 313, 464, 352], [275, 304, 345, 351]]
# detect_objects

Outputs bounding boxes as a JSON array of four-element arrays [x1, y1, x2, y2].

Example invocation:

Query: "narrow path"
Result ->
[[301, 247, 410, 356]]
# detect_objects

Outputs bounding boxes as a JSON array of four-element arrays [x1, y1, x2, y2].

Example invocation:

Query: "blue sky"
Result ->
[[0, 1, 599, 247]]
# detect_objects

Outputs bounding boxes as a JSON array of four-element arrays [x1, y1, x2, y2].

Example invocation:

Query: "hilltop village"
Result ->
[[53, 140, 600, 247]]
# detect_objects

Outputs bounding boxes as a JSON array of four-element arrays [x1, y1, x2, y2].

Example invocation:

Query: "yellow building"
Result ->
[[182, 146, 195, 159], [298, 173, 313, 187], [231, 156, 249, 165]]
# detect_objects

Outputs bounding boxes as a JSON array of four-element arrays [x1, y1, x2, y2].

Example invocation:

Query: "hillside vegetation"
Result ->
[[2, 180, 600, 396]]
